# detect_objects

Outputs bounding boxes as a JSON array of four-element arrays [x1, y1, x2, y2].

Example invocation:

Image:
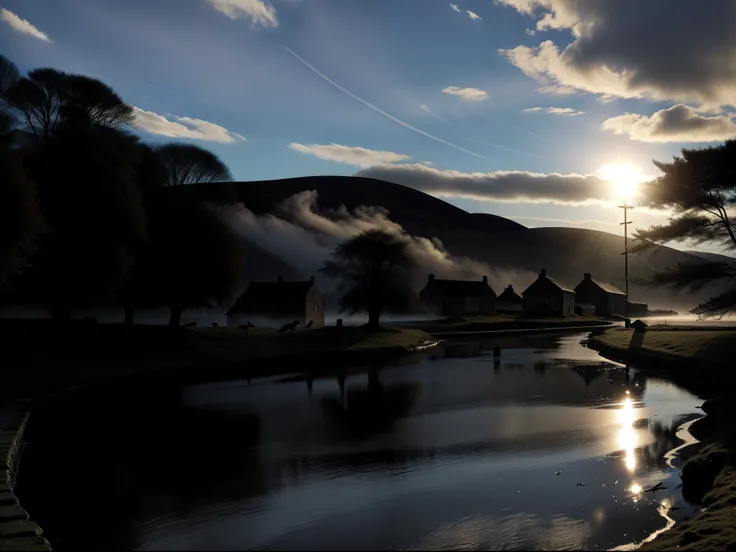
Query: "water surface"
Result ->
[[18, 332, 704, 551]]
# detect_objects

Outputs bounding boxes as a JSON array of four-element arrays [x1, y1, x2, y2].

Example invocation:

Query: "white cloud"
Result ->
[[496, 0, 736, 110], [355, 163, 616, 206], [467, 10, 482, 20], [0, 8, 51, 42], [207, 0, 277, 28], [132, 107, 246, 143], [537, 84, 578, 96], [288, 143, 411, 168], [525, 28, 536, 36], [602, 104, 736, 143], [523, 106, 584, 116], [450, 3, 461, 13], [442, 86, 489, 102]]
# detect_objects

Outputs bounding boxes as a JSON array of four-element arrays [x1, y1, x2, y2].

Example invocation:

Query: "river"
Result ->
[[16, 331, 705, 551]]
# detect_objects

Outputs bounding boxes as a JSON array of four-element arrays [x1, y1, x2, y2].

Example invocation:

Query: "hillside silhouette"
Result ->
[[186, 176, 731, 311]]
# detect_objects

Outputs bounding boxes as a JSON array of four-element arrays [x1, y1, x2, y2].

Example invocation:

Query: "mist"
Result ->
[[220, 190, 538, 295]]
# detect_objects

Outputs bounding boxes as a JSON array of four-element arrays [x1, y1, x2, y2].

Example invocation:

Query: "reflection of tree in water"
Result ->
[[319, 374, 422, 440], [635, 415, 697, 471]]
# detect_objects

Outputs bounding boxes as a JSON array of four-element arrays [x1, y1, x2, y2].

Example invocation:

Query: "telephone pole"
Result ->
[[619, 203, 633, 325]]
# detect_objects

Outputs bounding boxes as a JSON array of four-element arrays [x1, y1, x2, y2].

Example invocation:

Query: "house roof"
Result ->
[[546, 276, 575, 293], [424, 278, 496, 297], [227, 280, 314, 315], [590, 279, 626, 295], [498, 286, 522, 302], [627, 300, 648, 305], [522, 274, 575, 296]]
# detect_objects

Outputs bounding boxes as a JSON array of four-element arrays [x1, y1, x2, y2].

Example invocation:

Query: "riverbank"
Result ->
[[588, 326, 736, 551], [0, 320, 435, 403], [400, 314, 613, 334]]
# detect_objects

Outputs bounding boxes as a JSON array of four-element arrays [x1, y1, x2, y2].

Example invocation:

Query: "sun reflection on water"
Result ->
[[616, 398, 639, 472]]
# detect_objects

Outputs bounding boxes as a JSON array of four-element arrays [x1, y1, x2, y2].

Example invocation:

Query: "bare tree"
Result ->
[[155, 143, 233, 186]]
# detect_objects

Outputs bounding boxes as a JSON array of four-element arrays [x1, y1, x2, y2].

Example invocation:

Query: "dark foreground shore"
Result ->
[[588, 326, 736, 551]]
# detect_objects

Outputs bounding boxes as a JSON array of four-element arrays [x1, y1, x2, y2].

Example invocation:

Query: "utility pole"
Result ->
[[619, 203, 633, 326]]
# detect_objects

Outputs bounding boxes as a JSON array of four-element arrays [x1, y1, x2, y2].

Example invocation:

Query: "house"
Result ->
[[627, 300, 649, 317], [575, 303, 596, 317], [227, 275, 325, 328], [574, 273, 627, 316], [419, 274, 496, 317], [522, 269, 576, 317], [497, 285, 523, 313]]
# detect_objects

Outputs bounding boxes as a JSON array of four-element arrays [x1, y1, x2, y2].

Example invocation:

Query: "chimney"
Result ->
[[428, 274, 435, 282], [584, 273, 592, 282], [540, 269, 547, 278], [277, 275, 283, 284], [482, 275, 488, 284], [507, 285, 513, 291]]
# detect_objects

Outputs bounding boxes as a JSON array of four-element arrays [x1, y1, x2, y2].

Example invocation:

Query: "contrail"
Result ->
[[420, 104, 452, 125], [508, 124, 544, 140], [281, 45, 490, 162]]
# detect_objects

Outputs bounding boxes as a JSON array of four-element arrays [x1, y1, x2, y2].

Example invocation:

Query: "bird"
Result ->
[[305, 320, 314, 328], [643, 482, 667, 493], [278, 320, 301, 333], [554, 471, 562, 476], [576, 483, 585, 487]]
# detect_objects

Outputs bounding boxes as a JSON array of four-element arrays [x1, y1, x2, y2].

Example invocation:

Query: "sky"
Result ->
[[2, 0, 735, 250]]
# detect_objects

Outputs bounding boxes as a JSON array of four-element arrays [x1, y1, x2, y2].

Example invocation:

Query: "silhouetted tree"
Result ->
[[634, 140, 736, 317], [0, 55, 20, 97], [2, 67, 134, 142], [320, 230, 416, 328], [19, 123, 147, 320], [155, 143, 233, 186], [0, 148, 46, 291], [147, 201, 244, 326]]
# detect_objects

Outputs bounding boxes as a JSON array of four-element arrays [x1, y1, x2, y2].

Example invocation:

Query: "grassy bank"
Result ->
[[588, 326, 736, 550], [0, 319, 434, 402], [407, 314, 613, 334]]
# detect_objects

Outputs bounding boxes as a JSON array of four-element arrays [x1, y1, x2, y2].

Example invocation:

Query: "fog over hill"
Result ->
[[189, 176, 728, 313]]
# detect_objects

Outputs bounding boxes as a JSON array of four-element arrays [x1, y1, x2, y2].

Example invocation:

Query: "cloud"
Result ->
[[132, 107, 246, 143], [442, 86, 489, 102], [288, 143, 411, 167], [496, 0, 736, 109], [222, 190, 534, 294], [523, 106, 584, 116], [450, 3, 461, 12], [601, 104, 736, 143], [207, 0, 277, 28], [355, 163, 615, 205], [281, 46, 490, 161], [0, 8, 52, 42], [467, 10, 482, 20]]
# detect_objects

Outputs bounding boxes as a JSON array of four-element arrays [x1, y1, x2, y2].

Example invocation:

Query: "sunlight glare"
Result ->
[[599, 163, 645, 200], [615, 398, 639, 472], [630, 483, 642, 495]]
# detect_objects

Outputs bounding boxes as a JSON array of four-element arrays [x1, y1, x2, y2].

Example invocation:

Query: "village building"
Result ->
[[574, 273, 627, 316], [575, 303, 596, 317], [627, 300, 649, 317], [522, 269, 576, 317], [227, 275, 325, 328], [497, 285, 523, 313], [419, 274, 497, 317]]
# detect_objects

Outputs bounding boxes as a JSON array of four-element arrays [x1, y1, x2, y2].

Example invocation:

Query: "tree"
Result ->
[[147, 200, 244, 326], [2, 68, 134, 143], [634, 140, 736, 317], [0, 148, 46, 291], [0, 55, 20, 97], [18, 123, 148, 319], [320, 230, 416, 328], [155, 143, 233, 186]]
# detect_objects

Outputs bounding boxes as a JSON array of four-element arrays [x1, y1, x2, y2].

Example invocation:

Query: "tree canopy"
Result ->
[[155, 143, 233, 186], [635, 140, 736, 317], [320, 230, 417, 328]]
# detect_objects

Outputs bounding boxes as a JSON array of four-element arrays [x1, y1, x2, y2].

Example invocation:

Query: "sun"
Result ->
[[599, 163, 646, 200]]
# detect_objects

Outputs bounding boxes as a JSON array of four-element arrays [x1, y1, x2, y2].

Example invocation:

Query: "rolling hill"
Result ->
[[186, 176, 731, 312]]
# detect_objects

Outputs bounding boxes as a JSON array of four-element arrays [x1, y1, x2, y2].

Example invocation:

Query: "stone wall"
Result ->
[[0, 400, 52, 551]]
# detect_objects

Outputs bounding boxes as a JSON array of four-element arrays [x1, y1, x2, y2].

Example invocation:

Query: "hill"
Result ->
[[185, 176, 725, 311]]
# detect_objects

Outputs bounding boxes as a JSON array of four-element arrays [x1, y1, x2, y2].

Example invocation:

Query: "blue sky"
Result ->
[[2, 0, 735, 247]]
